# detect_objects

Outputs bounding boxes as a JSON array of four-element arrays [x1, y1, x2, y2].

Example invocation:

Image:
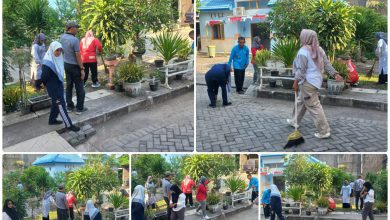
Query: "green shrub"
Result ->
[[207, 192, 221, 205], [287, 186, 305, 202], [3, 86, 22, 113], [331, 61, 349, 80], [108, 191, 128, 209], [317, 197, 328, 208], [224, 176, 246, 194], [116, 61, 144, 83], [253, 49, 272, 66], [151, 32, 188, 64], [375, 201, 387, 213], [272, 38, 300, 68]]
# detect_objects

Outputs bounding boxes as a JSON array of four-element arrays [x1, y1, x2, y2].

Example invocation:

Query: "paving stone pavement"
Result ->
[[196, 86, 387, 152]]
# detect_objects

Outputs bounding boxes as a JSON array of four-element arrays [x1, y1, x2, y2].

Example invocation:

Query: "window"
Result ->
[[212, 24, 224, 40]]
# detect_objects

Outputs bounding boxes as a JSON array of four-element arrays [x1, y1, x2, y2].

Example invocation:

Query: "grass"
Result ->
[[4, 83, 47, 98], [358, 74, 387, 90]]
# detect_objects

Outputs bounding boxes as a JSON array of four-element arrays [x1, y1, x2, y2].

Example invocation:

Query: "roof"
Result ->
[[32, 154, 85, 166], [199, 0, 234, 11]]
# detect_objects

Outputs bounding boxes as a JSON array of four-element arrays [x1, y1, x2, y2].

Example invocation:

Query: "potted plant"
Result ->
[[207, 192, 221, 213], [174, 44, 192, 79], [327, 61, 347, 95], [108, 191, 128, 211], [113, 73, 124, 92], [116, 61, 144, 97], [132, 37, 146, 64], [149, 70, 162, 91], [3, 86, 22, 113], [287, 186, 304, 214], [224, 176, 246, 196], [316, 197, 328, 215], [272, 38, 300, 89], [253, 49, 272, 84], [151, 31, 188, 66], [222, 200, 229, 210]]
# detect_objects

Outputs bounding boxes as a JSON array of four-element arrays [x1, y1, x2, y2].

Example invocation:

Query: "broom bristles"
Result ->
[[284, 130, 305, 149]]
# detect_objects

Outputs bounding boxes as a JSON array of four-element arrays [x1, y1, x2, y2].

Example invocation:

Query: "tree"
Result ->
[[182, 155, 237, 187], [3, 0, 31, 48], [132, 154, 170, 181], [20, 166, 54, 197], [268, 0, 312, 38], [55, 0, 78, 21], [330, 168, 353, 194], [284, 155, 310, 190], [308, 0, 357, 58], [20, 0, 51, 38], [365, 170, 387, 203], [80, 0, 132, 56], [306, 163, 332, 198]]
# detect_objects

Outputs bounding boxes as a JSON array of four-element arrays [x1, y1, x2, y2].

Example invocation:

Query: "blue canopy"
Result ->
[[33, 154, 84, 165]]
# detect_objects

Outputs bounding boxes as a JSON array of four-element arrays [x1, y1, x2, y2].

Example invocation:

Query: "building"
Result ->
[[260, 154, 324, 191], [32, 154, 85, 176], [179, 0, 194, 25], [312, 154, 387, 177], [198, 0, 274, 53], [3, 154, 44, 173], [239, 154, 259, 174]]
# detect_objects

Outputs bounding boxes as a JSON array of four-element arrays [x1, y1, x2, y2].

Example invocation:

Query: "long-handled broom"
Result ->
[[284, 91, 305, 149], [366, 59, 376, 78]]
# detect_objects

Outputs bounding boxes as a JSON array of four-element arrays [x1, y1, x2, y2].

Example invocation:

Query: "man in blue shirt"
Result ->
[[205, 63, 232, 108], [228, 37, 250, 94], [247, 174, 259, 202], [261, 188, 271, 219]]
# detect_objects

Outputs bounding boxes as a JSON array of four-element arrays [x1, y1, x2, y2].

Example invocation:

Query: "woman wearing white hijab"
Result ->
[[270, 184, 285, 220], [288, 29, 343, 139], [42, 190, 56, 220], [131, 185, 145, 220], [83, 200, 101, 220], [41, 41, 80, 132]]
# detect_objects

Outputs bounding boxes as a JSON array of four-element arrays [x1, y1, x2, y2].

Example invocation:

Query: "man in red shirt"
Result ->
[[80, 30, 103, 88], [181, 175, 196, 207], [66, 191, 77, 220]]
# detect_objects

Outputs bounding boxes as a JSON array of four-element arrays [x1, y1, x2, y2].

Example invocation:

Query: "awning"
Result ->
[[206, 20, 223, 25], [229, 16, 243, 22]]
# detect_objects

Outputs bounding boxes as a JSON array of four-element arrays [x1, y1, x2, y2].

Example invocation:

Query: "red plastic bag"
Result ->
[[347, 60, 359, 84]]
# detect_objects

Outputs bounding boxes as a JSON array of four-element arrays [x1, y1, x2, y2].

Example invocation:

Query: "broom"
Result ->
[[366, 59, 376, 78], [284, 91, 305, 149]]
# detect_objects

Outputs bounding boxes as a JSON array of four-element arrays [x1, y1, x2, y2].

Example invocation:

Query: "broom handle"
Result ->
[[295, 90, 298, 131]]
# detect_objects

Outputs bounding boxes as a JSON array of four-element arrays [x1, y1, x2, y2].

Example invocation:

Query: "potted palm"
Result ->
[[151, 31, 188, 66], [224, 176, 247, 196], [116, 61, 144, 97], [272, 38, 300, 89], [287, 187, 304, 214], [328, 61, 347, 95], [108, 191, 128, 211], [254, 49, 272, 84]]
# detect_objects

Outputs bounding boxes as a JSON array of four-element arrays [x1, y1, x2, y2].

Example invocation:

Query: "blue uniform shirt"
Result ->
[[247, 177, 259, 192], [261, 189, 271, 204], [228, 45, 250, 70]]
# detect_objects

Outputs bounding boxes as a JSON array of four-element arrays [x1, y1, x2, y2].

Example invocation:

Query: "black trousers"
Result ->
[[234, 69, 245, 92], [42, 67, 73, 128], [164, 196, 172, 220], [185, 192, 194, 206], [264, 204, 271, 218], [35, 79, 43, 91], [355, 191, 364, 210], [205, 77, 228, 106], [69, 207, 74, 220], [57, 208, 67, 220], [378, 69, 387, 84], [65, 63, 85, 110], [270, 196, 285, 220], [42, 217, 49, 220], [251, 191, 259, 202], [83, 62, 98, 84]]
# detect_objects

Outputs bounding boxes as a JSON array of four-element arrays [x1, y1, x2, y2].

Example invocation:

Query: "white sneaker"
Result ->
[[203, 215, 211, 220], [314, 132, 331, 139], [195, 211, 202, 216], [286, 119, 299, 128], [92, 82, 101, 88]]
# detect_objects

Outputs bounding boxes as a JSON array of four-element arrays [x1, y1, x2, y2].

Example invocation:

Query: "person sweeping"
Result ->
[[285, 29, 343, 147]]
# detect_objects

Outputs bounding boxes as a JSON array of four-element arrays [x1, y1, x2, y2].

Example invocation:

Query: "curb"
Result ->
[[257, 90, 387, 112], [58, 83, 194, 134]]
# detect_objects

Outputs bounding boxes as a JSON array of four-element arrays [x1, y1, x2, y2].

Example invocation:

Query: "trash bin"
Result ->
[[207, 45, 216, 58]]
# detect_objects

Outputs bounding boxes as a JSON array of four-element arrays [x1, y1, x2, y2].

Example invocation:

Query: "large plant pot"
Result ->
[[225, 192, 232, 196], [124, 81, 142, 97], [271, 70, 279, 76], [175, 74, 184, 80], [327, 79, 345, 95], [133, 51, 145, 65], [293, 209, 300, 214], [306, 210, 311, 216], [104, 59, 119, 90], [154, 60, 164, 67], [209, 204, 221, 213], [208, 45, 216, 58], [223, 204, 229, 210], [317, 207, 327, 216], [28, 95, 51, 111]]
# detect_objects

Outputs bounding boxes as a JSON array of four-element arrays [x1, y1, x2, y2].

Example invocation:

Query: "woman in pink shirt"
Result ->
[[181, 175, 195, 207], [80, 30, 103, 88]]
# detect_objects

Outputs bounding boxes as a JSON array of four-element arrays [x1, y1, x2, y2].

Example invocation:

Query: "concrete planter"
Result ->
[[209, 204, 221, 213], [28, 95, 51, 112], [317, 207, 327, 215], [327, 79, 345, 95], [124, 81, 142, 97]]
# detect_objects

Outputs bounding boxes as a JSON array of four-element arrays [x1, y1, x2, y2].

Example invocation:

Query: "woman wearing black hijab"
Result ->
[[169, 184, 186, 220], [3, 199, 19, 220]]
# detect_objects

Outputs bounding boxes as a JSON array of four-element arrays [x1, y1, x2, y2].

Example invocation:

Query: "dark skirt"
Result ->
[[131, 202, 145, 220]]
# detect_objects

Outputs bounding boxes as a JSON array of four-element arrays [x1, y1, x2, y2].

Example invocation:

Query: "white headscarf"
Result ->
[[43, 41, 65, 81], [270, 184, 281, 197], [82, 30, 95, 49], [131, 185, 145, 207], [85, 200, 99, 220]]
